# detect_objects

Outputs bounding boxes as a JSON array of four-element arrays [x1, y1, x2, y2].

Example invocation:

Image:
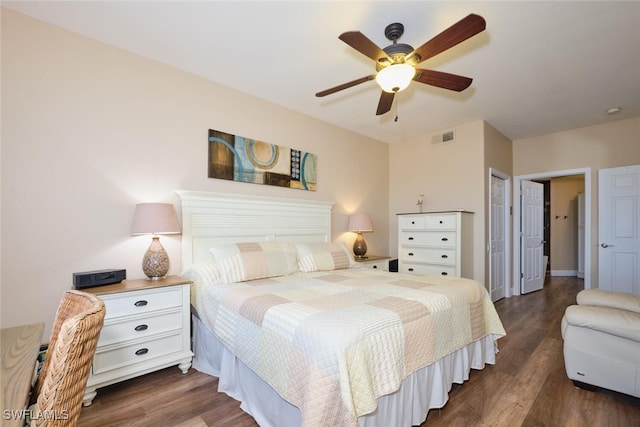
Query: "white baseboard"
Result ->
[[551, 270, 578, 277]]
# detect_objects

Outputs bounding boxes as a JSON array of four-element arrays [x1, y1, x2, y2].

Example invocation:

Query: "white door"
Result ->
[[598, 165, 640, 295], [521, 180, 545, 294], [490, 175, 506, 301]]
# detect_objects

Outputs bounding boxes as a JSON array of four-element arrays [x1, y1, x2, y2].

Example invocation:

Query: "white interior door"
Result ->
[[521, 180, 545, 294], [598, 165, 640, 295], [490, 175, 506, 301]]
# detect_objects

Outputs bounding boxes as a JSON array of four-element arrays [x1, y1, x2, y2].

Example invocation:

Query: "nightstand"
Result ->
[[82, 275, 193, 406], [354, 255, 391, 271]]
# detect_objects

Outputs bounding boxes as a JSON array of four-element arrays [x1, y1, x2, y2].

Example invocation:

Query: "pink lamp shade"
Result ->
[[347, 213, 373, 259], [347, 213, 373, 233], [131, 203, 181, 235], [131, 203, 181, 280]]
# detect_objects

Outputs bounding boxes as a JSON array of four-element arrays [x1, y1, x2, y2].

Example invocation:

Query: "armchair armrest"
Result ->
[[564, 304, 640, 342], [577, 289, 640, 314]]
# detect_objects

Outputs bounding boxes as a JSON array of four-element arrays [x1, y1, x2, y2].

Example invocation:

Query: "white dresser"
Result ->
[[82, 275, 193, 406], [397, 211, 474, 278]]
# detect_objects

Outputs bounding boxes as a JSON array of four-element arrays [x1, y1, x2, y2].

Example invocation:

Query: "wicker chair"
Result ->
[[29, 290, 105, 426]]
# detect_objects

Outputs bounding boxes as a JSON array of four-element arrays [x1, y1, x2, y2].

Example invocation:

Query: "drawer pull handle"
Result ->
[[441, 272, 448, 276], [134, 324, 148, 332], [408, 237, 414, 241], [134, 300, 148, 307], [408, 252, 414, 256], [135, 348, 149, 356], [411, 221, 415, 225], [441, 237, 448, 242], [441, 255, 448, 259], [408, 268, 414, 272], [372, 265, 378, 269], [439, 220, 443, 224]]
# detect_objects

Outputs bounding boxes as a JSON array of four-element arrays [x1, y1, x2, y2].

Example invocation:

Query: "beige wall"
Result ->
[[0, 10, 389, 335], [483, 122, 513, 288], [550, 176, 584, 273], [389, 120, 486, 282], [513, 116, 640, 287]]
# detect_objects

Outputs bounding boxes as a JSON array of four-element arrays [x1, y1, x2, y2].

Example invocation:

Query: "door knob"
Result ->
[[600, 243, 615, 248]]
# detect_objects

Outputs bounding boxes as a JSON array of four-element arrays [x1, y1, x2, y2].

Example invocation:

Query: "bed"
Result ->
[[177, 190, 506, 427]]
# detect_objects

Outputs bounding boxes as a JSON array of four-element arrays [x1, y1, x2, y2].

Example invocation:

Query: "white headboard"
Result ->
[[177, 190, 334, 267]]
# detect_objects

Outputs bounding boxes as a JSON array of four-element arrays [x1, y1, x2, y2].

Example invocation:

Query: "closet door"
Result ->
[[598, 165, 640, 295]]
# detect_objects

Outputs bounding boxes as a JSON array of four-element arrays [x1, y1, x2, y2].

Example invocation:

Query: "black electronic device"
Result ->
[[73, 269, 126, 289]]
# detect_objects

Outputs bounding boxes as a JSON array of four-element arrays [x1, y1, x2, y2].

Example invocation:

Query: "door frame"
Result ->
[[489, 168, 511, 299], [513, 167, 591, 296]]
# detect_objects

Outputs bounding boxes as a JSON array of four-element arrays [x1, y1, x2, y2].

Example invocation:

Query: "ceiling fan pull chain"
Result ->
[[394, 94, 399, 122]]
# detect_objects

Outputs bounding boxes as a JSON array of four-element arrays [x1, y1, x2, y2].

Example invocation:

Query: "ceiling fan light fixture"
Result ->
[[375, 63, 416, 93]]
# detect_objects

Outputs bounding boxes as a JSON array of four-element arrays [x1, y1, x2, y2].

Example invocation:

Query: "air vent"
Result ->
[[431, 129, 456, 144]]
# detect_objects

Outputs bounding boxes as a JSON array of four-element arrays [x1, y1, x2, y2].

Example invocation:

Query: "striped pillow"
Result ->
[[295, 242, 355, 272], [210, 241, 298, 283]]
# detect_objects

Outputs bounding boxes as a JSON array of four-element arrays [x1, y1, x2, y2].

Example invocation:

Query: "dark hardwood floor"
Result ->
[[78, 276, 640, 427]]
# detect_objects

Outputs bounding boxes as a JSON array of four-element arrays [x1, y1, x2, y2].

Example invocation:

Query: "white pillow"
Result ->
[[295, 241, 355, 272], [209, 241, 298, 283]]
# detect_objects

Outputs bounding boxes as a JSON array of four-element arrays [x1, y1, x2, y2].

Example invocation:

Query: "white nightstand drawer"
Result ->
[[399, 263, 457, 277], [399, 231, 457, 247], [354, 256, 390, 271], [102, 287, 182, 318], [98, 309, 183, 346], [400, 247, 457, 265], [363, 260, 388, 270], [92, 332, 183, 375]]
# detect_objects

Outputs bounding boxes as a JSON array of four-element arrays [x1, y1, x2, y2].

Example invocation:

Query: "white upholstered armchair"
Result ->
[[561, 289, 640, 398]]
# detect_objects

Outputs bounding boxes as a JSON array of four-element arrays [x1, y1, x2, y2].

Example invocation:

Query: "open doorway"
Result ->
[[513, 168, 591, 296]]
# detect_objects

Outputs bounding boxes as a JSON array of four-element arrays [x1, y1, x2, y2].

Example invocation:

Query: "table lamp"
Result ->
[[131, 203, 181, 280], [348, 213, 373, 259]]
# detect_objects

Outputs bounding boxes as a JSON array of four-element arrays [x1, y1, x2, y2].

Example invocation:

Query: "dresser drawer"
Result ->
[[399, 215, 427, 229], [92, 333, 183, 375], [399, 264, 457, 277], [400, 247, 457, 265], [102, 287, 182, 318], [399, 214, 457, 230], [399, 231, 457, 247], [98, 309, 183, 346]]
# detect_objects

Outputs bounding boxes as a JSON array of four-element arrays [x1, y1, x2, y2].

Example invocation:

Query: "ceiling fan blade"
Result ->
[[315, 75, 375, 97], [376, 91, 395, 115], [409, 14, 486, 64], [414, 69, 473, 92], [339, 31, 391, 62]]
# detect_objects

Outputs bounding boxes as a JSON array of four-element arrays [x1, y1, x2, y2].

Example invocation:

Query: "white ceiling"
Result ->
[[4, 1, 640, 144]]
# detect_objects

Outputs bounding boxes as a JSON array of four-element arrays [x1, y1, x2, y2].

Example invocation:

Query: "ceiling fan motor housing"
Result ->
[[377, 22, 416, 70]]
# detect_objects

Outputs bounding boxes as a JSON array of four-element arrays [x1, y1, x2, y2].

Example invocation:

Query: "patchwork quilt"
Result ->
[[186, 267, 506, 427]]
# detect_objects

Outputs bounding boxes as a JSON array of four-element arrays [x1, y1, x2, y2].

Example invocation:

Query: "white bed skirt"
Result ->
[[192, 315, 498, 427]]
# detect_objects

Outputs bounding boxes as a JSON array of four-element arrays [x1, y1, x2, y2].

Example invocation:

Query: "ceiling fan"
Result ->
[[315, 14, 486, 116]]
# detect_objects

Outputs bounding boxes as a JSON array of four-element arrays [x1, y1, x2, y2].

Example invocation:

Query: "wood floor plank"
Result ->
[[77, 276, 640, 427]]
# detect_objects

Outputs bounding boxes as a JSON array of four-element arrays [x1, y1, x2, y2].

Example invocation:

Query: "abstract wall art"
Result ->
[[208, 129, 317, 191]]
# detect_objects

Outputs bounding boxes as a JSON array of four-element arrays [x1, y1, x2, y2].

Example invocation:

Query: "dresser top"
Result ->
[[396, 210, 474, 215], [81, 275, 191, 295]]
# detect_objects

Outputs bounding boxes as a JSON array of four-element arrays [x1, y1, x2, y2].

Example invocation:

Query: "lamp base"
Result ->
[[353, 232, 368, 259], [142, 236, 170, 280]]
